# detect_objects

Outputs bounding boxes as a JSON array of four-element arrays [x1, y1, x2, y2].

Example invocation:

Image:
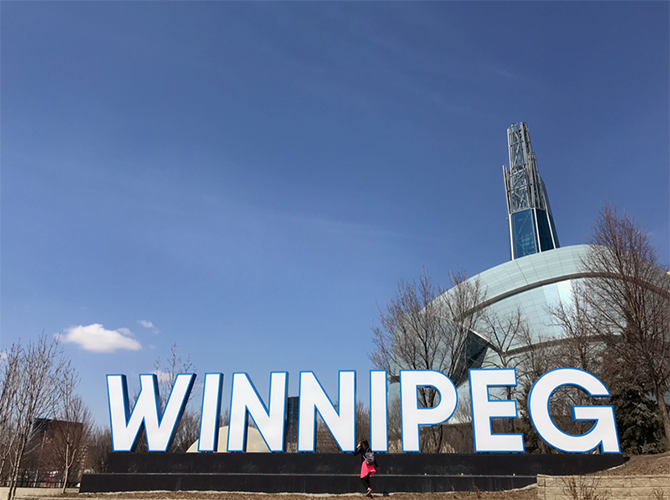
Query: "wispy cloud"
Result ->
[[153, 369, 172, 383], [57, 324, 142, 353], [138, 319, 160, 335], [117, 327, 135, 337]]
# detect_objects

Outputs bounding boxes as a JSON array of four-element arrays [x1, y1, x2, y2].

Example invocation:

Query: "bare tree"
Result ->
[[514, 327, 562, 453], [85, 427, 112, 474], [153, 343, 199, 453], [355, 401, 371, 446], [481, 309, 528, 371], [480, 308, 530, 433], [311, 401, 369, 453], [549, 287, 607, 377], [5, 335, 66, 500], [446, 391, 474, 453], [370, 269, 486, 452], [169, 411, 200, 453], [153, 343, 195, 401], [130, 343, 198, 453], [314, 416, 340, 453], [45, 366, 93, 493], [579, 205, 670, 449], [0, 344, 23, 482], [386, 396, 402, 453], [543, 289, 613, 438]]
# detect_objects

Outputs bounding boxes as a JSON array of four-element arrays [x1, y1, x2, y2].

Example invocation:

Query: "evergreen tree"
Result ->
[[611, 387, 667, 455]]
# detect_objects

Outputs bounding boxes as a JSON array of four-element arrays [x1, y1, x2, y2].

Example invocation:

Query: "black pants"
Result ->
[[361, 473, 371, 490]]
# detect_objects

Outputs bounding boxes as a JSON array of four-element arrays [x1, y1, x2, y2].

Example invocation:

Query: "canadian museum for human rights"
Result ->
[[81, 123, 641, 494]]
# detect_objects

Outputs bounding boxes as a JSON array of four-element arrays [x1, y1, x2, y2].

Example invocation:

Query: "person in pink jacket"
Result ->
[[354, 439, 378, 497]]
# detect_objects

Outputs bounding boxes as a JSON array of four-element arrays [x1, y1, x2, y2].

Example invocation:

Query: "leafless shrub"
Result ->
[[561, 475, 609, 500]]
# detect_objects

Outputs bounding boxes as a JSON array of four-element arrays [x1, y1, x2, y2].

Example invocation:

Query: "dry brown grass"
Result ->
[[75, 490, 539, 500], [588, 451, 670, 476]]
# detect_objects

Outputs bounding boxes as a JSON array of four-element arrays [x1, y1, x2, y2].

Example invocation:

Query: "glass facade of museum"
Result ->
[[438, 244, 591, 386], [511, 207, 560, 259]]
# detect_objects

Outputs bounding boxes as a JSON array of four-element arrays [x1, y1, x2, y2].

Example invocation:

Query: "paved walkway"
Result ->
[[0, 488, 78, 500]]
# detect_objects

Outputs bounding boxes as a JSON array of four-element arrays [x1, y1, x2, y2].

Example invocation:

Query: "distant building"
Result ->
[[284, 396, 299, 452], [16, 418, 85, 488]]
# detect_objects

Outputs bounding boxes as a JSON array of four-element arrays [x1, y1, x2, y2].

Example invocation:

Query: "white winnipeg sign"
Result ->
[[107, 368, 620, 454]]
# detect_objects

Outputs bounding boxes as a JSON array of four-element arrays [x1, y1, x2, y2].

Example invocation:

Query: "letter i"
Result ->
[[370, 371, 388, 451], [198, 373, 223, 452]]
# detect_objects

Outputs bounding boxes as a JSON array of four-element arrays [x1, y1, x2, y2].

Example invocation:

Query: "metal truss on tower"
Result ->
[[503, 123, 559, 260]]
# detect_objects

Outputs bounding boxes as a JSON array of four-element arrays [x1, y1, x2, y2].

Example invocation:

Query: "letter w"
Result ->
[[107, 373, 195, 452]]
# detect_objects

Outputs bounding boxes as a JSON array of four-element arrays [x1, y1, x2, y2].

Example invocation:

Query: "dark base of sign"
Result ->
[[80, 452, 625, 494]]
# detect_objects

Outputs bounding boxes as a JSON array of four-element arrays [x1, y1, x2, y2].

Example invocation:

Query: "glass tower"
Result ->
[[503, 123, 560, 260]]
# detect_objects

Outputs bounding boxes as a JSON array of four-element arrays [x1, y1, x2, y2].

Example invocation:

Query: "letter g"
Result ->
[[528, 368, 620, 453]]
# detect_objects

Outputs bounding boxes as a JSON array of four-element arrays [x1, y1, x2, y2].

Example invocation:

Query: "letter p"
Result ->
[[400, 370, 458, 452]]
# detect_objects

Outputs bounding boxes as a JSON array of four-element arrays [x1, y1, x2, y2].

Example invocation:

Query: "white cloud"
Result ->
[[137, 319, 160, 334], [58, 324, 142, 353]]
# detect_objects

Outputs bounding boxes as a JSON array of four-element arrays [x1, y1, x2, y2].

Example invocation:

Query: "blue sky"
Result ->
[[2, 1, 668, 426]]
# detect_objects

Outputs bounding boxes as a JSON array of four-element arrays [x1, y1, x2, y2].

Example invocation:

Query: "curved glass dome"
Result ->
[[434, 245, 591, 385]]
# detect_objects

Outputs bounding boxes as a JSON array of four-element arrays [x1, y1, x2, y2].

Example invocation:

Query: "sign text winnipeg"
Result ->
[[106, 368, 620, 454]]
